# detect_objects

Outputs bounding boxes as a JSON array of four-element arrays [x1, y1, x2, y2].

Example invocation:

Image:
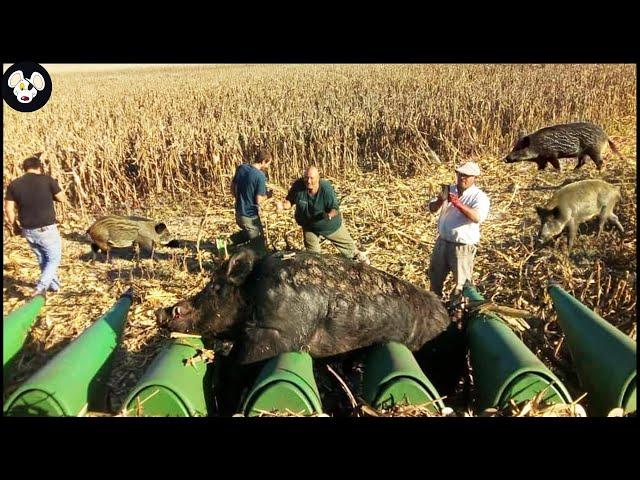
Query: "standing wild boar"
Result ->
[[155, 250, 451, 365], [87, 215, 179, 262], [536, 179, 624, 251], [504, 122, 624, 171]]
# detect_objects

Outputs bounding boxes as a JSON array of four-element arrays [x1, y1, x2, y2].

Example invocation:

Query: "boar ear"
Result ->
[[535, 206, 547, 218], [551, 206, 561, 218], [513, 130, 526, 147], [226, 249, 257, 285], [154, 223, 168, 234], [519, 136, 530, 148]]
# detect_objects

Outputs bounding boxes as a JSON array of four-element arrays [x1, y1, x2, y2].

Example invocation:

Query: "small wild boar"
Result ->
[[87, 215, 179, 262], [155, 249, 451, 365], [536, 179, 624, 251], [504, 122, 624, 171]]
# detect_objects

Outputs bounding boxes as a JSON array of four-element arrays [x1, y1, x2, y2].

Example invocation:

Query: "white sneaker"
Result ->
[[354, 251, 371, 265]]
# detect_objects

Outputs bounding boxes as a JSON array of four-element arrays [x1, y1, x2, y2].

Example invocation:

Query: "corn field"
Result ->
[[3, 64, 636, 210], [2, 64, 636, 416]]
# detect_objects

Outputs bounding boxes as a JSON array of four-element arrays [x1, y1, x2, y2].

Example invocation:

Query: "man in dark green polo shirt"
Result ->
[[277, 166, 369, 263]]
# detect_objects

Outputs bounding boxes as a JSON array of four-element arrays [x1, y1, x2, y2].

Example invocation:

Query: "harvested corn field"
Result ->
[[3, 64, 636, 417]]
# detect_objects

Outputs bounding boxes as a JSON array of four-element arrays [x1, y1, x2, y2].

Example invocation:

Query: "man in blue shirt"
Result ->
[[228, 149, 272, 255]]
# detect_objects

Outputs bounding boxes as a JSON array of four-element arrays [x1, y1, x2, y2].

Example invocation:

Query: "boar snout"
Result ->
[[535, 233, 552, 247], [155, 307, 172, 325], [155, 301, 201, 333]]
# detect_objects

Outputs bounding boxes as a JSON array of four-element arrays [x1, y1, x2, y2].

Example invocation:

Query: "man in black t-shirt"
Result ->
[[4, 155, 67, 296]]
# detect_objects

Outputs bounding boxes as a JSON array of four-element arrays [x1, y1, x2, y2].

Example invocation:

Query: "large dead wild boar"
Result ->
[[156, 249, 452, 365]]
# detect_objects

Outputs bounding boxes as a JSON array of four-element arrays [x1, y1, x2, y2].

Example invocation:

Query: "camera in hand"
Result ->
[[440, 183, 450, 201]]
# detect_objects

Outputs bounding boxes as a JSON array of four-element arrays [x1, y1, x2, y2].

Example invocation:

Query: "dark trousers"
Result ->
[[229, 213, 266, 254]]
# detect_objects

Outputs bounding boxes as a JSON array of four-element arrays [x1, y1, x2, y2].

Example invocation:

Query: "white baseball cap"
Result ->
[[455, 161, 481, 177]]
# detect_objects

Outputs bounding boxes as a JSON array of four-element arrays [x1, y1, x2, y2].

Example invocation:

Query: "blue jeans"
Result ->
[[22, 224, 62, 293]]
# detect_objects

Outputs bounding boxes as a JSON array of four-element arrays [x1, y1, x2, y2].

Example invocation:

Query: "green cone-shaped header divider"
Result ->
[[548, 282, 636, 416], [3, 288, 134, 417], [3, 294, 46, 368], [242, 352, 323, 416], [463, 285, 572, 412], [362, 341, 445, 412], [122, 337, 212, 417]]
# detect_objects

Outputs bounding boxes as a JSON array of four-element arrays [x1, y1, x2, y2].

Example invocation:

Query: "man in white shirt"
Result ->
[[427, 161, 490, 297]]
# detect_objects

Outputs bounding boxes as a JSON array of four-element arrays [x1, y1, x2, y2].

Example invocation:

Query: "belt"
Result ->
[[440, 237, 473, 246], [24, 224, 56, 232]]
